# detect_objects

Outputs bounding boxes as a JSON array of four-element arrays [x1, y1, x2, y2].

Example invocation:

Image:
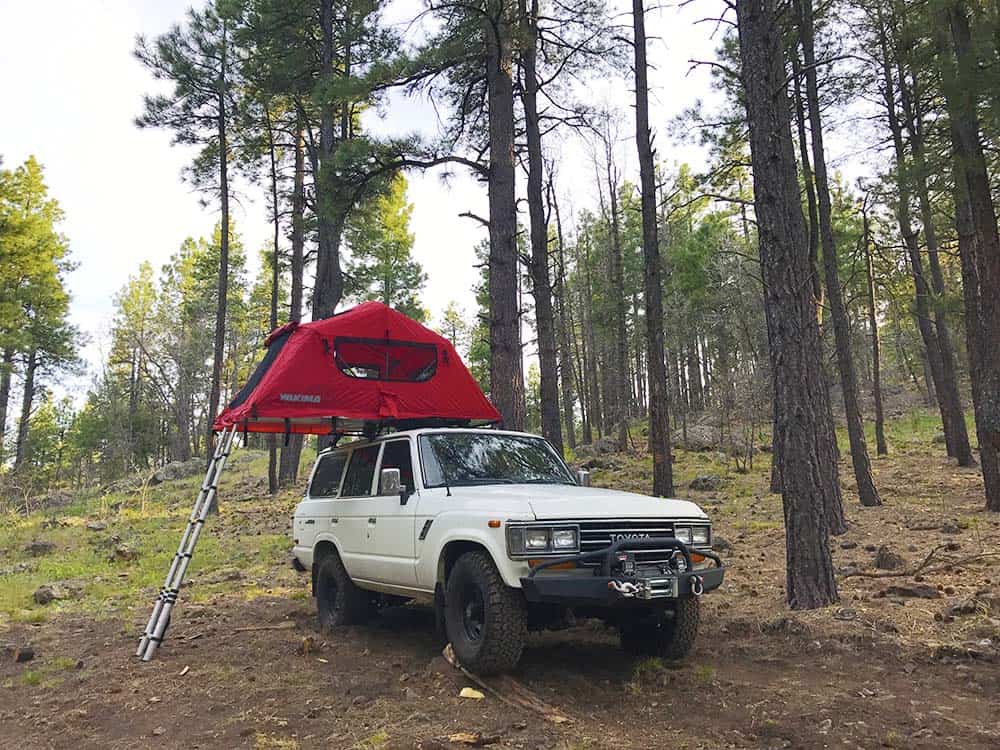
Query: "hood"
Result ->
[[438, 483, 707, 521], [525, 485, 708, 521]]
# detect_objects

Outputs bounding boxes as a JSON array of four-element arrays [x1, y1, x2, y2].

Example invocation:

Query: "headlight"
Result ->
[[674, 525, 711, 547], [525, 528, 550, 550], [691, 526, 710, 545], [506, 524, 580, 557], [552, 528, 578, 549]]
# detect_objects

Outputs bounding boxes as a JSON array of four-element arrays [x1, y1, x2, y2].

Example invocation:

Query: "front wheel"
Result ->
[[315, 553, 371, 629], [619, 597, 700, 659], [445, 551, 527, 675]]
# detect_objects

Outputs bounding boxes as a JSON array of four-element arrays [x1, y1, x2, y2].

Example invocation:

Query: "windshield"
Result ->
[[419, 432, 575, 488]]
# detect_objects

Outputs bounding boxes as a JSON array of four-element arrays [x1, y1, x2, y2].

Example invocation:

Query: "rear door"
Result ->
[[333, 442, 381, 579], [295, 450, 348, 557], [364, 438, 419, 587]]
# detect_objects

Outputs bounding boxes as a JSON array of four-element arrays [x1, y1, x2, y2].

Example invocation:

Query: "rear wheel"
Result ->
[[444, 551, 526, 675], [315, 553, 371, 629], [619, 597, 700, 659]]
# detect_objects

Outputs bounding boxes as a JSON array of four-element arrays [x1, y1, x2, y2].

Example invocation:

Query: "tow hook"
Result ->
[[608, 580, 643, 598], [691, 575, 704, 597]]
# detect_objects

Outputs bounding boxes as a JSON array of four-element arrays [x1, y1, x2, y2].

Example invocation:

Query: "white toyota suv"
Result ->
[[291, 427, 725, 674]]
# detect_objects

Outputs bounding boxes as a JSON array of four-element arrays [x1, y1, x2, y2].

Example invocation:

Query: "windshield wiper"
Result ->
[[448, 478, 516, 486]]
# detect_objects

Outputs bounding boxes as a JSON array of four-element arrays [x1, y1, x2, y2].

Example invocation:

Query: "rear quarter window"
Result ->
[[309, 453, 348, 497]]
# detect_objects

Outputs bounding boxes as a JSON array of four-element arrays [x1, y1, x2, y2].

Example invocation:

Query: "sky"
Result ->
[[0, 0, 729, 397]]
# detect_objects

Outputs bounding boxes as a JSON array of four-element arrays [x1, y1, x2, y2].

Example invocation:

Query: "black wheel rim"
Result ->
[[461, 584, 485, 642]]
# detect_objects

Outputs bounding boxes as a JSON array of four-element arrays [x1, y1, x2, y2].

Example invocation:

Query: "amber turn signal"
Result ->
[[528, 559, 576, 570], [488, 519, 501, 528]]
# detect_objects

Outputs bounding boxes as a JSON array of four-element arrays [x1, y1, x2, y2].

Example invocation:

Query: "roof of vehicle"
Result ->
[[318, 427, 550, 454], [213, 301, 501, 435]]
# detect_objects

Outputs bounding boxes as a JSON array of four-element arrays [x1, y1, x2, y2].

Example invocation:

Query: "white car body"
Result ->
[[291, 428, 712, 599]]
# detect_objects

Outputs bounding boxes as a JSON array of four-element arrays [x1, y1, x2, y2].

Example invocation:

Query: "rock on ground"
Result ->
[[689, 474, 723, 492], [24, 540, 56, 557], [33, 581, 85, 605], [574, 436, 621, 457], [874, 546, 906, 570], [149, 458, 204, 485]]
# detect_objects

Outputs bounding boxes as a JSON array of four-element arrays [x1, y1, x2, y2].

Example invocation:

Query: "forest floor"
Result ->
[[1, 409, 998, 749]]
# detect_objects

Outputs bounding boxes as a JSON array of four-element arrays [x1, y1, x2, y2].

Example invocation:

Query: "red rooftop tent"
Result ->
[[213, 301, 500, 435]]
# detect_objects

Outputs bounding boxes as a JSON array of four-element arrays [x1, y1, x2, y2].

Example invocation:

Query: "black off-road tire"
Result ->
[[619, 597, 700, 659], [315, 553, 371, 629], [445, 551, 527, 675]]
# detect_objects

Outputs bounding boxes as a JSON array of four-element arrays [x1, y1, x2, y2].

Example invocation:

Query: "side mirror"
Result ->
[[577, 469, 591, 487], [379, 468, 401, 496]]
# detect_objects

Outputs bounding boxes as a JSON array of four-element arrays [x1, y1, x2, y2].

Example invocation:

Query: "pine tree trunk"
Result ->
[[520, 0, 562, 452], [312, 0, 345, 322], [791, 53, 823, 320], [552, 187, 577, 449], [797, 0, 880, 508], [605, 162, 631, 449], [484, 0, 524, 430], [13, 348, 37, 472], [0, 348, 15, 465], [265, 103, 281, 495], [899, 62, 974, 466], [633, 0, 673, 495], [280, 126, 307, 487], [206, 23, 230, 512], [862, 206, 887, 456], [876, 11, 963, 460], [939, 2, 1000, 511], [736, 0, 839, 607]]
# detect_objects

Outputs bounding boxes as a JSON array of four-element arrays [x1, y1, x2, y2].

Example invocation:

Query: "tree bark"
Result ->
[[898, 55, 974, 467], [312, 0, 345, 322], [551, 183, 576, 449], [876, 9, 965, 462], [736, 0, 839, 607], [13, 348, 37, 472], [280, 126, 307, 487], [791, 53, 823, 321], [862, 203, 887, 456], [265, 103, 281, 495], [938, 2, 1000, 511], [633, 0, 673, 496], [206, 20, 230, 512], [520, 0, 562, 452], [796, 0, 881, 507], [604, 152, 631, 450], [0, 348, 14, 465], [484, 0, 525, 430]]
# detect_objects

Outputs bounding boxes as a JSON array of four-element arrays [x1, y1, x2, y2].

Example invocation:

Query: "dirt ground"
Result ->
[[2, 420, 1000, 749]]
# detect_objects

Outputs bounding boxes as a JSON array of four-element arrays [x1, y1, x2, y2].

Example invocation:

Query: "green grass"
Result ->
[[0, 449, 303, 627]]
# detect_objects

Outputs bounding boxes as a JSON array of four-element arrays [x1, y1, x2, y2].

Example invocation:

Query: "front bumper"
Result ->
[[520, 537, 725, 607]]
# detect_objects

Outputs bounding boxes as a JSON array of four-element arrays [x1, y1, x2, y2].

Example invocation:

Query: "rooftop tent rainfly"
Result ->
[[214, 300, 502, 436]]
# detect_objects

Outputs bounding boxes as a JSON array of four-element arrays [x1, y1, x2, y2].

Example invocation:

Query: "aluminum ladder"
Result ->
[[136, 426, 238, 661]]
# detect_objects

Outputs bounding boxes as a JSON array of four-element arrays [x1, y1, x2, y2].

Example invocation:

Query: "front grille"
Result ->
[[576, 518, 676, 567]]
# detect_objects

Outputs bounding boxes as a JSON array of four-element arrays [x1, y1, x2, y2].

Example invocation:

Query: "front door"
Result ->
[[334, 443, 381, 580], [364, 438, 418, 587]]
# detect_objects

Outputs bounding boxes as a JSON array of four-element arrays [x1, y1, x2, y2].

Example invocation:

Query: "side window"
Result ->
[[309, 452, 347, 497], [379, 440, 414, 493], [340, 444, 380, 497]]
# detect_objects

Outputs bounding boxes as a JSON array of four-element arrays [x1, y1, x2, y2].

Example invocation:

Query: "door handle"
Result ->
[[367, 517, 377, 525], [304, 519, 315, 525], [330, 518, 338, 525]]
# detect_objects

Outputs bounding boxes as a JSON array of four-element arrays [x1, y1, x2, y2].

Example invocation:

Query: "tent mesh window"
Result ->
[[333, 337, 438, 382]]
